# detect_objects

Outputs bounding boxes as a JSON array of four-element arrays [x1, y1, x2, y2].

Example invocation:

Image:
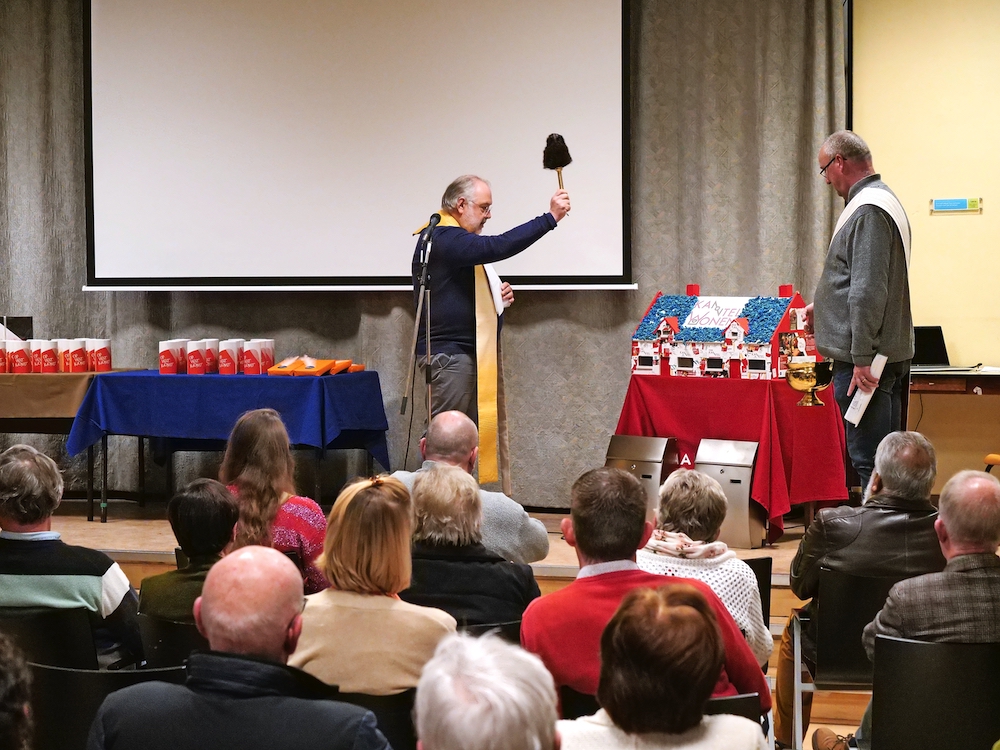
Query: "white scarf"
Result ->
[[831, 186, 911, 267]]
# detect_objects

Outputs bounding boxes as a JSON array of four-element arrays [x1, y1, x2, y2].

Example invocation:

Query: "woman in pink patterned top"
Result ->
[[220, 408, 329, 593]]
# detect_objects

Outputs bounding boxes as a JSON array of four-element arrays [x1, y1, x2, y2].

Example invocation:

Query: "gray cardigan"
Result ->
[[813, 174, 914, 366]]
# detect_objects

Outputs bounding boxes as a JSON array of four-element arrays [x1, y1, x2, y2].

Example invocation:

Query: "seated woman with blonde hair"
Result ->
[[220, 408, 328, 594], [636, 469, 771, 666], [289, 476, 456, 695], [558, 585, 767, 750], [400, 463, 539, 625]]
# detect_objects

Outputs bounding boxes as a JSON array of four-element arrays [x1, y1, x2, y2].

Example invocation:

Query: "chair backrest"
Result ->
[[872, 635, 1000, 750], [743, 556, 772, 630], [458, 620, 522, 644], [704, 692, 761, 723], [0, 607, 98, 669], [137, 613, 209, 668], [30, 662, 186, 750], [336, 688, 417, 750], [559, 685, 601, 720], [813, 568, 905, 687]]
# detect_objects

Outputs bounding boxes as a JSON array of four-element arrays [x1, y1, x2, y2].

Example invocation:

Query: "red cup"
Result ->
[[187, 342, 206, 375], [8, 342, 31, 373], [159, 341, 178, 374], [68, 341, 88, 372]]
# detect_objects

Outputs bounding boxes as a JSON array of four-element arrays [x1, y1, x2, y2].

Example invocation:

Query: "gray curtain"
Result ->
[[0, 0, 844, 507]]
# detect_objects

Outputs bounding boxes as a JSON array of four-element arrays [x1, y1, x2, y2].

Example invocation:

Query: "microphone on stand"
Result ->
[[419, 213, 442, 263]]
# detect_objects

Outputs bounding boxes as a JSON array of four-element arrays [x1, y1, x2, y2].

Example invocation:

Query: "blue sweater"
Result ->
[[412, 213, 557, 356]]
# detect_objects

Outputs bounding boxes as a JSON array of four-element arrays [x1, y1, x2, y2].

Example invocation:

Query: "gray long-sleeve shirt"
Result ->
[[813, 174, 914, 366]]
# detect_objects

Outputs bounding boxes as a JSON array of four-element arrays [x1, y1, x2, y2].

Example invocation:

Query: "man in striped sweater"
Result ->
[[0, 444, 142, 662]]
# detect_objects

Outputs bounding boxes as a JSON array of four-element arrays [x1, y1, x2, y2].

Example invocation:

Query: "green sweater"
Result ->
[[138, 556, 218, 623]]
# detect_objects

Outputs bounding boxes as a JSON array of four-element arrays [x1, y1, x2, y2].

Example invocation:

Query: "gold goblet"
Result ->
[[785, 360, 834, 406]]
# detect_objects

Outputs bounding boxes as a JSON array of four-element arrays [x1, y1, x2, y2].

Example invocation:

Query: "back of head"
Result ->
[[0, 444, 63, 526], [168, 478, 240, 559], [657, 469, 728, 542], [571, 467, 647, 562], [597, 584, 724, 735], [441, 175, 488, 212], [196, 545, 304, 661], [219, 408, 296, 547], [938, 470, 1000, 551], [873, 431, 936, 500], [822, 129, 872, 164], [0, 632, 31, 750], [424, 410, 479, 464], [416, 633, 557, 750], [412, 463, 482, 546], [322, 476, 412, 594]]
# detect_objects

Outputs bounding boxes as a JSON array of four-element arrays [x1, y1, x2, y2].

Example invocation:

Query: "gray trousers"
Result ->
[[419, 352, 477, 424]]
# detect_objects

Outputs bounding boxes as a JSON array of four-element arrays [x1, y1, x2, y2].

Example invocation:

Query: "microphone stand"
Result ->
[[401, 225, 435, 416]]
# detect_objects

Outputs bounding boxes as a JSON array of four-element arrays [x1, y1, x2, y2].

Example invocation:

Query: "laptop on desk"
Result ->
[[910, 326, 981, 374]]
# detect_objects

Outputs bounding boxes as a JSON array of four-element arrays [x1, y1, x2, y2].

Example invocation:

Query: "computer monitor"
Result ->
[[912, 326, 950, 367]]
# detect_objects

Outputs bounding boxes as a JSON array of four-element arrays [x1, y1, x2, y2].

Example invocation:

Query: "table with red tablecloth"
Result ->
[[615, 375, 848, 540]]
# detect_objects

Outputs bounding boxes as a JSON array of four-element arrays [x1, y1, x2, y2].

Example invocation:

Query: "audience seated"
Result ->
[[88, 546, 388, 750], [138, 479, 239, 623], [774, 431, 946, 747], [520, 467, 770, 712], [415, 632, 558, 750], [220, 408, 329, 593], [289, 476, 456, 694], [0, 444, 142, 663], [392, 410, 549, 563], [814, 469, 1000, 750], [400, 464, 540, 625], [637, 469, 772, 665], [0, 632, 31, 750], [557, 585, 767, 750]]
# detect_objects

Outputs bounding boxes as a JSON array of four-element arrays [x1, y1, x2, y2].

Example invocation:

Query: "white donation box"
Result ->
[[694, 439, 766, 549]]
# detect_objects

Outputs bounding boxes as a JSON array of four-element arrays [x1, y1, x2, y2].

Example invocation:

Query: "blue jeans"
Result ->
[[832, 359, 910, 491]]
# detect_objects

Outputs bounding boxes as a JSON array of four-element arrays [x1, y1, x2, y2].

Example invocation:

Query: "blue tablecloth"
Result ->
[[66, 370, 390, 470]]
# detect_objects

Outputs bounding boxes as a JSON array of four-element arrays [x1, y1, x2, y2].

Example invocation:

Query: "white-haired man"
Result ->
[[392, 410, 549, 564], [814, 470, 1000, 750], [87, 547, 388, 750], [415, 632, 559, 750]]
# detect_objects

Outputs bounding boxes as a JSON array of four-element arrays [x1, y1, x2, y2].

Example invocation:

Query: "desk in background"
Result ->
[[616, 375, 848, 541], [67, 370, 391, 521]]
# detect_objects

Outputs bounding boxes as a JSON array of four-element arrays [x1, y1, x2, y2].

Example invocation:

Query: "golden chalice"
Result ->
[[785, 360, 834, 406]]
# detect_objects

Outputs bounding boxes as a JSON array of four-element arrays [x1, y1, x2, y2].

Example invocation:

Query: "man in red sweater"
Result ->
[[520, 467, 771, 713]]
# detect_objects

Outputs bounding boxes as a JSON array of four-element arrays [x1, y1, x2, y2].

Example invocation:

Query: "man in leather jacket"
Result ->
[[772, 431, 947, 747]]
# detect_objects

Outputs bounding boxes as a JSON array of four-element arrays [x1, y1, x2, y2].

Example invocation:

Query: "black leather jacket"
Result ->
[[790, 490, 946, 655]]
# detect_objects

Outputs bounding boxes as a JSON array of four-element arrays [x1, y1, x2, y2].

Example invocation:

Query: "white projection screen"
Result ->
[[85, 0, 630, 290]]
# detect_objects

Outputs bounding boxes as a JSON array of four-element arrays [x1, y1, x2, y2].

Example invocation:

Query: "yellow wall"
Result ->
[[855, 0, 1000, 488], [854, 0, 1000, 366]]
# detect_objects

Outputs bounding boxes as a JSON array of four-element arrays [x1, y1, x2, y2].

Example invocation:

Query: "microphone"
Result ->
[[419, 213, 442, 264]]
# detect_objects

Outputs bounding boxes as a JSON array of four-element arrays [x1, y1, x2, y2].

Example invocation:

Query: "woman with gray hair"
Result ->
[[400, 464, 540, 626], [636, 469, 771, 666]]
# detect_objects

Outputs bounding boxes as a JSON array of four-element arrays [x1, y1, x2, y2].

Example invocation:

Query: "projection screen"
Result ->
[[85, 0, 630, 290]]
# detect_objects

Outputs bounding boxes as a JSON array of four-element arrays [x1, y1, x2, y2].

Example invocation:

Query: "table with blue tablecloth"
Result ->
[[67, 370, 391, 521]]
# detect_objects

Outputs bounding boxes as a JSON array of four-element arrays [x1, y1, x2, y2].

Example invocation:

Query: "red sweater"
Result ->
[[520, 568, 771, 711]]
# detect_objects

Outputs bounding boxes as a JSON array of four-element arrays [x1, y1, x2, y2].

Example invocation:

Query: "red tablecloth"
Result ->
[[615, 375, 848, 540]]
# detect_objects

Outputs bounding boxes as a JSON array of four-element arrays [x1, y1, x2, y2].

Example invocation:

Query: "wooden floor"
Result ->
[[50, 498, 863, 735]]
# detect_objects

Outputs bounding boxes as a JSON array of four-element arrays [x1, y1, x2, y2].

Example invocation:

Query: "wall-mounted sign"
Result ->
[[930, 198, 982, 214]]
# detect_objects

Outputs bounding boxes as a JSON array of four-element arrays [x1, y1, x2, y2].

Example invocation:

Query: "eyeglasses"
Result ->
[[819, 155, 837, 176], [463, 199, 492, 215]]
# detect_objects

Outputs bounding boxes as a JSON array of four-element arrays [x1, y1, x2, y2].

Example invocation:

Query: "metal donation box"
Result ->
[[695, 439, 766, 549], [605, 435, 679, 514]]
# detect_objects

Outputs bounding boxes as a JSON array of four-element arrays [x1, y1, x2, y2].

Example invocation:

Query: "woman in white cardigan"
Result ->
[[636, 469, 772, 666], [557, 585, 767, 750]]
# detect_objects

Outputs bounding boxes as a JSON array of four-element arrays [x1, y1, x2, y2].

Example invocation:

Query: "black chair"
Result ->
[[336, 688, 417, 750], [0, 606, 98, 669], [459, 620, 521, 644], [560, 686, 760, 725], [872, 635, 1000, 750], [791, 568, 906, 750], [137, 613, 209, 667], [743, 555, 773, 667], [30, 662, 186, 750]]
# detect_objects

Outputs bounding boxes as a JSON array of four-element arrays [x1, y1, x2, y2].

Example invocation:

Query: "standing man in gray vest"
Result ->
[[806, 130, 913, 492]]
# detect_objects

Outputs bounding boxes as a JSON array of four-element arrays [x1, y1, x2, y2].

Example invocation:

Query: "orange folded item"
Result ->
[[268, 356, 305, 376], [292, 357, 337, 376], [347, 364, 365, 372], [326, 359, 352, 375]]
